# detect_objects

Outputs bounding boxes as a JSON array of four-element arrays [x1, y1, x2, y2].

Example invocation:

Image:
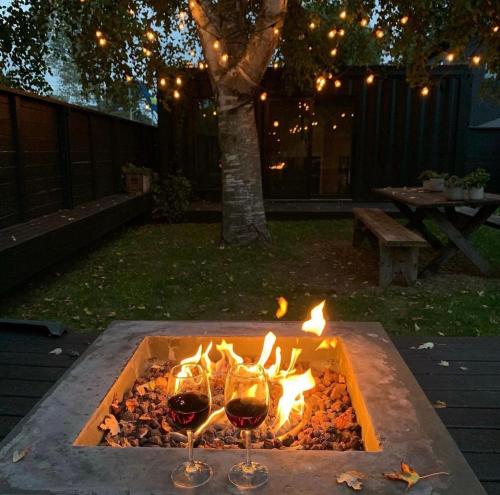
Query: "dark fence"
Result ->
[[0, 86, 158, 228]]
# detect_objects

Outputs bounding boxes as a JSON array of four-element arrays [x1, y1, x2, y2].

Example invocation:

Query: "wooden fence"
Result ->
[[0, 86, 158, 228]]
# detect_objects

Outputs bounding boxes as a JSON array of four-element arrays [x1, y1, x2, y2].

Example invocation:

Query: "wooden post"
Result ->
[[10, 95, 27, 221], [58, 107, 74, 209], [88, 114, 97, 199]]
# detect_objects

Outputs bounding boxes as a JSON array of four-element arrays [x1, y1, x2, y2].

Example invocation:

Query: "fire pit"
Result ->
[[0, 320, 486, 494]]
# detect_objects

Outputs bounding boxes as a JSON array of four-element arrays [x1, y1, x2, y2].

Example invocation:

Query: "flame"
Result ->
[[275, 369, 316, 431], [194, 407, 226, 437], [302, 300, 326, 336], [257, 331, 277, 367], [267, 346, 282, 379], [284, 347, 302, 376], [201, 342, 216, 377], [275, 296, 288, 319], [216, 339, 243, 366], [180, 344, 202, 365]]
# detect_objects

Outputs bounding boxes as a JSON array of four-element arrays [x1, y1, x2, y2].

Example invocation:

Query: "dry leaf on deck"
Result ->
[[438, 360, 449, 367], [417, 342, 434, 350], [99, 414, 120, 436], [433, 400, 447, 409], [336, 470, 364, 491], [12, 447, 29, 463], [49, 348, 62, 355]]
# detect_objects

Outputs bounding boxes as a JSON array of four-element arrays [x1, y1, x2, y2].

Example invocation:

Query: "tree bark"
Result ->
[[218, 99, 269, 244]]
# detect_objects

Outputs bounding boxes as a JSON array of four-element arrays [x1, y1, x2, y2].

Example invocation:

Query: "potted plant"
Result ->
[[418, 170, 448, 192], [122, 163, 152, 194], [464, 168, 490, 200], [444, 175, 464, 201]]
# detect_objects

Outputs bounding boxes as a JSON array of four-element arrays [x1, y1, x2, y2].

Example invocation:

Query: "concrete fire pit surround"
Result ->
[[0, 320, 486, 495]]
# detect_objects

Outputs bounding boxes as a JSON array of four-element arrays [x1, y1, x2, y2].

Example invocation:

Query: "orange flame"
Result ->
[[216, 339, 243, 366], [284, 347, 302, 376], [302, 300, 326, 336], [267, 346, 282, 379], [275, 369, 316, 431], [275, 296, 288, 318], [257, 331, 277, 367]]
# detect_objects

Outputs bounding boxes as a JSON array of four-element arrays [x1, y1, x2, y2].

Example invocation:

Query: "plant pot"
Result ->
[[125, 173, 151, 194], [429, 178, 445, 192], [445, 187, 464, 201], [467, 186, 484, 201]]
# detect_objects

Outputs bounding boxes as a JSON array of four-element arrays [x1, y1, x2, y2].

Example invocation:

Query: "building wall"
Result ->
[[158, 66, 474, 200]]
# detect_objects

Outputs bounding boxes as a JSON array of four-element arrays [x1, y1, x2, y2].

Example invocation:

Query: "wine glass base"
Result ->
[[171, 460, 213, 488], [228, 461, 269, 489]]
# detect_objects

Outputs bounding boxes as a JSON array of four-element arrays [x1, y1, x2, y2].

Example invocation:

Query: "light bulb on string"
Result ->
[[334, 79, 342, 88], [420, 86, 429, 96], [274, 27, 280, 35], [95, 30, 103, 38], [330, 48, 338, 57], [359, 18, 368, 27], [472, 55, 481, 65], [493, 26, 499, 33], [176, 76, 182, 86], [366, 74, 374, 84], [338, 28, 345, 36], [328, 29, 337, 39], [146, 31, 155, 41], [126, 75, 133, 83], [309, 21, 316, 30], [98, 38, 107, 47], [445, 52, 455, 62], [260, 92, 268, 101], [160, 78, 167, 87], [213, 40, 220, 50], [400, 15, 409, 25], [173, 90, 181, 99], [221, 53, 229, 63], [375, 28, 384, 39], [339, 10, 347, 19]]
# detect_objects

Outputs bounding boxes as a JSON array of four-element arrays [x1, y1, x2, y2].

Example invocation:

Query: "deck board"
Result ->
[[0, 330, 499, 493]]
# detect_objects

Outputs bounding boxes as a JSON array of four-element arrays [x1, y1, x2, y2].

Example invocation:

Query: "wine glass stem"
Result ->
[[245, 430, 252, 466], [187, 429, 194, 465]]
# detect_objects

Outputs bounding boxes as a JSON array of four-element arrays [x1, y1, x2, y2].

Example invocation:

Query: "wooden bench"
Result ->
[[353, 208, 428, 287]]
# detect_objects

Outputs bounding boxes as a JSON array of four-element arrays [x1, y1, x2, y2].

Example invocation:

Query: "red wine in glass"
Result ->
[[167, 392, 210, 430], [226, 397, 268, 430]]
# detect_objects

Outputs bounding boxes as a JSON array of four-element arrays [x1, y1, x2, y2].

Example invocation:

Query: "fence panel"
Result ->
[[0, 85, 158, 228]]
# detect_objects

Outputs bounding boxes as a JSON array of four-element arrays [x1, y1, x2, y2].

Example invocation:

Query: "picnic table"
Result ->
[[373, 187, 500, 276]]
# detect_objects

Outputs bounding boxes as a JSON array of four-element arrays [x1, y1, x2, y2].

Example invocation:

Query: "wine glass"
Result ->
[[167, 363, 213, 488], [225, 362, 270, 489]]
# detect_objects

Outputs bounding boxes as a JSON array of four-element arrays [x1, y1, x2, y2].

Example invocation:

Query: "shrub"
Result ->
[[445, 175, 463, 188], [418, 170, 448, 180], [152, 172, 192, 222], [464, 168, 490, 189]]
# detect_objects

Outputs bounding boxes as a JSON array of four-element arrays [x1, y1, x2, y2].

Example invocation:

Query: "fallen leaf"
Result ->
[[433, 400, 447, 409], [99, 414, 120, 436], [438, 331, 445, 336], [49, 348, 62, 355], [337, 470, 364, 491], [459, 366, 468, 371], [275, 296, 288, 319], [83, 307, 93, 315], [417, 342, 434, 350], [384, 461, 420, 489], [414, 322, 420, 332], [438, 360, 449, 367], [12, 447, 29, 463], [384, 461, 449, 489]]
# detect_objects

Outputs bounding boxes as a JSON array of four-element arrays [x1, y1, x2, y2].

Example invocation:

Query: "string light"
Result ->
[[260, 92, 268, 101], [445, 52, 455, 62], [213, 110, 217, 116], [190, 49, 196, 57], [95, 30, 103, 38], [128, 8, 135, 16], [328, 29, 337, 39], [273, 62, 279, 69], [400, 15, 409, 25], [472, 55, 481, 65], [375, 29, 384, 39], [274, 27, 280, 35], [199, 62, 205, 70], [359, 18, 368, 27], [98, 38, 107, 47], [273, 120, 280, 127], [332, 124, 338, 130], [173, 90, 181, 99], [316, 76, 326, 91], [176, 76, 182, 86], [366, 74, 375, 84], [338, 28, 345, 36], [309, 21, 316, 30], [160, 77, 167, 87], [341, 112, 346, 117], [330, 48, 337, 57], [213, 40, 220, 49], [126, 75, 133, 83], [339, 10, 347, 19], [146, 31, 155, 41], [334, 79, 342, 88], [493, 26, 499, 33], [421, 86, 429, 96], [142, 47, 152, 56], [221, 53, 229, 63]]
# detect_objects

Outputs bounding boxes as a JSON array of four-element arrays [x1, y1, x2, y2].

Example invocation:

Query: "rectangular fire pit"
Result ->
[[0, 321, 486, 494]]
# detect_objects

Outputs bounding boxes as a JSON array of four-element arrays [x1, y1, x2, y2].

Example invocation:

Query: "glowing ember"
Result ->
[[302, 300, 326, 336], [275, 296, 288, 318]]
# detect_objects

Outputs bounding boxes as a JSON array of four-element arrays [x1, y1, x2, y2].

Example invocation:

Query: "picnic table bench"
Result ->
[[353, 207, 428, 287], [373, 187, 500, 276]]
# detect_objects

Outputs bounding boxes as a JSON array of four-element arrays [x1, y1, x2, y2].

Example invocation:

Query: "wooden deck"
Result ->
[[0, 193, 152, 295], [0, 329, 499, 494]]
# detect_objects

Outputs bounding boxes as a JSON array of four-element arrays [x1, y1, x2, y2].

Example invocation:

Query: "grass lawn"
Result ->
[[1, 220, 499, 336]]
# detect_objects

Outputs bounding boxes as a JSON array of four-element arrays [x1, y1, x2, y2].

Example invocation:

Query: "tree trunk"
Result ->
[[218, 99, 269, 244]]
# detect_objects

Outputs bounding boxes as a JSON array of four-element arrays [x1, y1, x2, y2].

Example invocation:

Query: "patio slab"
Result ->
[[0, 320, 487, 494]]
